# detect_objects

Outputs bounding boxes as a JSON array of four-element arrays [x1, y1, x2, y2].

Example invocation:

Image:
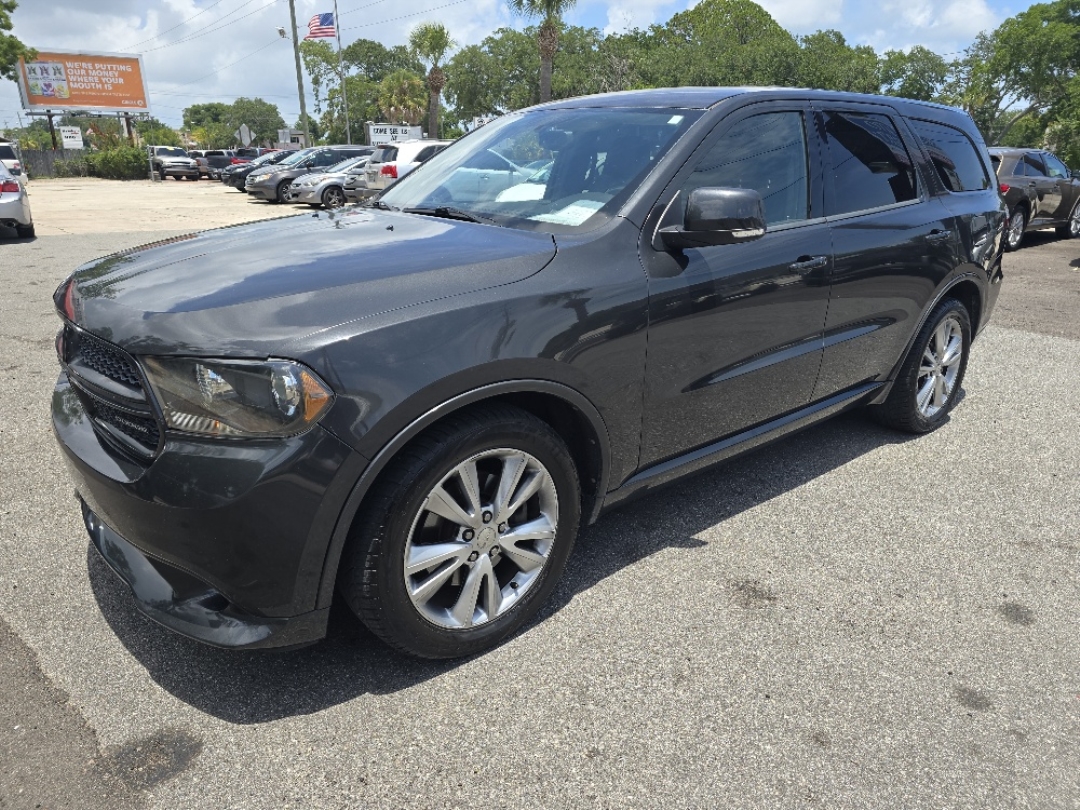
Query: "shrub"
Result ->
[[51, 157, 88, 178], [85, 146, 150, 180]]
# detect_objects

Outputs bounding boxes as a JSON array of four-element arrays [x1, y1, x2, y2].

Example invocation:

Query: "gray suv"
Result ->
[[53, 88, 1004, 660], [246, 145, 372, 202]]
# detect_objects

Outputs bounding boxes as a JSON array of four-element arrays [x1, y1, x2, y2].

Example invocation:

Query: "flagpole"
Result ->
[[332, 0, 351, 144]]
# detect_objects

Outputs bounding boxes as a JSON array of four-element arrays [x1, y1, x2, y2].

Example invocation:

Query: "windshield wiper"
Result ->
[[365, 199, 397, 211], [404, 206, 495, 225]]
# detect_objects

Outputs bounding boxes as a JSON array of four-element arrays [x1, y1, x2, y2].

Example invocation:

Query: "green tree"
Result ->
[[796, 30, 880, 93], [409, 22, 456, 138], [377, 69, 427, 125], [320, 74, 380, 143], [182, 102, 231, 130], [343, 38, 423, 83], [226, 97, 285, 145], [880, 46, 949, 101], [299, 40, 338, 115], [0, 0, 34, 83], [637, 0, 799, 88], [507, 0, 579, 103]]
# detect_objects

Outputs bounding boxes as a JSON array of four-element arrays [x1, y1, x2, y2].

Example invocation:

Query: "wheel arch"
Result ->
[[314, 380, 612, 609], [868, 272, 984, 406]]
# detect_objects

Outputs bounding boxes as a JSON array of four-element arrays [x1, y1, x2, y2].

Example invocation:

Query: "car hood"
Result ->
[[62, 208, 557, 356]]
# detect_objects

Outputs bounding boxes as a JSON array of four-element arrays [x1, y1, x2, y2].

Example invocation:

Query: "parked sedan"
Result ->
[[285, 155, 372, 207], [989, 146, 1080, 250], [0, 164, 33, 237], [220, 150, 293, 191]]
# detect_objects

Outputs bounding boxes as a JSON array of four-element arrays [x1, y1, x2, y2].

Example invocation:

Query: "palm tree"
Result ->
[[408, 22, 456, 138], [508, 0, 577, 103]]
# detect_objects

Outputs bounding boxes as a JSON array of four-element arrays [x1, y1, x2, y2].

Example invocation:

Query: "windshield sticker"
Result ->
[[668, 115, 684, 125], [531, 200, 605, 226]]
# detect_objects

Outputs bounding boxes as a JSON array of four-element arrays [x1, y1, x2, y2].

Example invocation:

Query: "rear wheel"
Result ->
[[15, 222, 34, 238], [1004, 205, 1026, 251], [338, 405, 581, 659], [872, 297, 971, 434]]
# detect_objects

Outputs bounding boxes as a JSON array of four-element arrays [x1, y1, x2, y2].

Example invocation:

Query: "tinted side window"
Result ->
[[909, 119, 990, 192], [1043, 152, 1069, 178], [822, 111, 917, 215], [0, 145, 16, 160], [684, 111, 809, 225], [1022, 153, 1046, 177], [415, 146, 441, 163], [373, 147, 397, 163]]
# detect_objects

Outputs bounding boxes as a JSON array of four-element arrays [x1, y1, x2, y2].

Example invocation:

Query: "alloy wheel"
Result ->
[[1071, 203, 1080, 237], [1007, 209, 1025, 249], [323, 187, 345, 208], [403, 448, 559, 630], [916, 315, 964, 418]]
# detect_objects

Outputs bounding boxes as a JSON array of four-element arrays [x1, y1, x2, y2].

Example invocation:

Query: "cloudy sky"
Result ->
[[1, 0, 1033, 130]]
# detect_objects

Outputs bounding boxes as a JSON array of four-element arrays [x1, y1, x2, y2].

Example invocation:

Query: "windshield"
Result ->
[[378, 107, 701, 233], [156, 147, 187, 157], [277, 149, 312, 167], [324, 157, 364, 174]]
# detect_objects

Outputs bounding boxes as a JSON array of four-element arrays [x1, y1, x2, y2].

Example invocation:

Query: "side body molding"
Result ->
[[315, 379, 612, 609]]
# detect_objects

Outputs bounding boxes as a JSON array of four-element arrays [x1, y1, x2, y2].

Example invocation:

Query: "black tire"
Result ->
[[274, 180, 291, 204], [321, 186, 345, 208], [872, 297, 971, 434], [1055, 200, 1080, 238], [15, 223, 34, 238], [338, 405, 581, 659], [1004, 205, 1026, 251], [172, 175, 182, 181]]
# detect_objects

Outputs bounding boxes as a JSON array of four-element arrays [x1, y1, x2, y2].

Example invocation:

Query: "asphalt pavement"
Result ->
[[1, 181, 1077, 809]]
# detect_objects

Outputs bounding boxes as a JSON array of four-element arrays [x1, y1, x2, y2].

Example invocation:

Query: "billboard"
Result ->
[[16, 50, 150, 114]]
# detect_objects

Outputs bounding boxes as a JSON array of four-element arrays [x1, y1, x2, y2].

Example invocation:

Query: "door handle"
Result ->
[[789, 255, 828, 274], [926, 229, 952, 242]]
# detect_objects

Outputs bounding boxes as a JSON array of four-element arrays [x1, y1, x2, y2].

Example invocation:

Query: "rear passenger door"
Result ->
[[907, 118, 1004, 279], [1021, 153, 1061, 220], [812, 103, 961, 401]]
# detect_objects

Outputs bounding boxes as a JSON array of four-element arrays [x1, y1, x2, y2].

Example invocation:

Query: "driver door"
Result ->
[[638, 104, 832, 467]]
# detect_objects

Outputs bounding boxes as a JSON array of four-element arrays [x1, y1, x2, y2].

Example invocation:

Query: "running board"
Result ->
[[601, 381, 883, 513]]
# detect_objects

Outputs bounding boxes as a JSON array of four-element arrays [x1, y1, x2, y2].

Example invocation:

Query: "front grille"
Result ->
[[74, 329, 142, 387], [62, 325, 162, 460]]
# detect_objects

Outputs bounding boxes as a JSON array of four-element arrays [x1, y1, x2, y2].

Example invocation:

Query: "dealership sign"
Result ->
[[16, 50, 150, 114], [59, 126, 83, 149], [366, 123, 422, 145]]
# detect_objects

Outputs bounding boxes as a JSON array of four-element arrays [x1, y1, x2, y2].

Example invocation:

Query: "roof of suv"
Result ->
[[540, 86, 968, 116]]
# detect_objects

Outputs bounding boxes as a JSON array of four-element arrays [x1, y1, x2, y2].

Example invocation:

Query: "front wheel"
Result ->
[[321, 186, 345, 208], [872, 297, 971, 433], [1004, 206, 1026, 251], [274, 180, 291, 203], [1055, 200, 1080, 238], [338, 405, 581, 659]]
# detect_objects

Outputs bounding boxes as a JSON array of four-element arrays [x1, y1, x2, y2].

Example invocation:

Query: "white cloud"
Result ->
[[755, 0, 843, 33]]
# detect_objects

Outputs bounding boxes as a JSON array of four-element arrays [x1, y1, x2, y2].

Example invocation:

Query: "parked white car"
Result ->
[[0, 142, 26, 185], [363, 139, 451, 193], [0, 164, 34, 238]]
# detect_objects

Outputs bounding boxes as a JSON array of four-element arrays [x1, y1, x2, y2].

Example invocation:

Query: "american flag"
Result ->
[[304, 12, 336, 39]]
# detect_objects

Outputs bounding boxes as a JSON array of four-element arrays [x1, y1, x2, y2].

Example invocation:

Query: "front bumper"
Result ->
[[246, 176, 282, 200], [53, 372, 367, 649], [287, 185, 321, 203], [162, 165, 200, 178]]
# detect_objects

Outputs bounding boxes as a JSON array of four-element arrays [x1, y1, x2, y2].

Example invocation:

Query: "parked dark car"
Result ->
[[988, 146, 1080, 250], [220, 149, 292, 190], [246, 145, 371, 202], [148, 146, 200, 180], [53, 88, 1004, 659], [201, 150, 238, 180]]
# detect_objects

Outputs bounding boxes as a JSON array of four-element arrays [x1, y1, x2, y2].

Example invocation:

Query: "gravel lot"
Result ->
[[1, 179, 1078, 809]]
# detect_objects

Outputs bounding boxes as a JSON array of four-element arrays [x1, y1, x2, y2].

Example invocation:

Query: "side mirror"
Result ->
[[659, 187, 766, 250]]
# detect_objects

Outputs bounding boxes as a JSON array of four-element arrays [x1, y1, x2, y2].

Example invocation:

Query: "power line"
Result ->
[[139, 0, 281, 53], [119, 0, 231, 51], [340, 0, 472, 31], [164, 39, 281, 87]]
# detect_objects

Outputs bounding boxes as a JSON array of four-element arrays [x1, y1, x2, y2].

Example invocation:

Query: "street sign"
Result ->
[[59, 126, 83, 149], [234, 123, 253, 146]]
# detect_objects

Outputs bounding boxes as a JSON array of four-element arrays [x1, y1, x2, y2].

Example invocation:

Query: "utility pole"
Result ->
[[333, 0, 351, 144], [287, 0, 311, 145]]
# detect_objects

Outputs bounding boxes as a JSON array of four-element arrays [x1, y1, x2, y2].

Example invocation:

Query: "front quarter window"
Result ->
[[378, 107, 701, 233]]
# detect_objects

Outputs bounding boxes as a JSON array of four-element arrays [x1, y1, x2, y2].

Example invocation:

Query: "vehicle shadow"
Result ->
[[87, 406, 928, 724]]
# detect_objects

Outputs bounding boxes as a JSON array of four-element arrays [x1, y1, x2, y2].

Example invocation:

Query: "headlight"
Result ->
[[300, 178, 320, 187], [141, 357, 333, 437]]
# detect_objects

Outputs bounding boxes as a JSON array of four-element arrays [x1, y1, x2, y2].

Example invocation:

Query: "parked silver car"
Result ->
[[0, 164, 34, 237], [285, 154, 372, 207]]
